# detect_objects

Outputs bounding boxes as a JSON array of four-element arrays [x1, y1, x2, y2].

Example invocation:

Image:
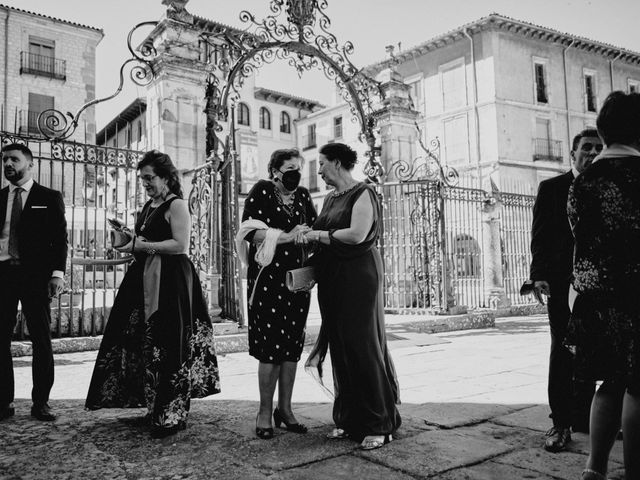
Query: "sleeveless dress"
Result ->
[[85, 197, 221, 430], [241, 180, 317, 363], [308, 183, 401, 440]]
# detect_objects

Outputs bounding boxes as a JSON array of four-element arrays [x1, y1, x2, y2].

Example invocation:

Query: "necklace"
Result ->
[[332, 182, 360, 198], [139, 196, 172, 231], [274, 187, 296, 217]]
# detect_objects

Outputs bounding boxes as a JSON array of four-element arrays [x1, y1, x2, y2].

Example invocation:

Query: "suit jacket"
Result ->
[[530, 171, 574, 284], [0, 182, 68, 278]]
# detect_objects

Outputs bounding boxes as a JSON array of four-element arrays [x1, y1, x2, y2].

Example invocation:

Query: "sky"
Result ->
[[5, 0, 640, 129]]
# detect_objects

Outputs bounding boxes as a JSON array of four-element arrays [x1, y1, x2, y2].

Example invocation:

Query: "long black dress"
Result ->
[[567, 156, 640, 394], [242, 180, 317, 363], [85, 197, 220, 429], [309, 183, 401, 441]]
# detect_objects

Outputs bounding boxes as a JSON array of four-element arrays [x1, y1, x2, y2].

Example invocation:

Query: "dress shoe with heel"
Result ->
[[273, 407, 307, 433], [544, 426, 571, 452], [31, 404, 56, 421], [0, 403, 15, 421], [255, 414, 274, 440]]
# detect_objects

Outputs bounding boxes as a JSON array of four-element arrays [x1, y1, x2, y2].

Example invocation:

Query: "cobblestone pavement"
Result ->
[[3, 316, 625, 479]]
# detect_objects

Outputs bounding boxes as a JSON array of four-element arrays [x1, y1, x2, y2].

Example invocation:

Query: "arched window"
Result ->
[[259, 107, 271, 130], [452, 234, 481, 278], [280, 111, 291, 134], [238, 102, 250, 126]]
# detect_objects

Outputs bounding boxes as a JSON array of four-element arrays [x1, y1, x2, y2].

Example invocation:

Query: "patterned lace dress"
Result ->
[[85, 197, 221, 430]]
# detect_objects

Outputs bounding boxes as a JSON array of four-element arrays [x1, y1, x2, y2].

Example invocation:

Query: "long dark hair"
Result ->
[[137, 150, 183, 198]]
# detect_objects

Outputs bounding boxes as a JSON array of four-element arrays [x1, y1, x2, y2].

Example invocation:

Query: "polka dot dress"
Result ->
[[242, 180, 317, 363]]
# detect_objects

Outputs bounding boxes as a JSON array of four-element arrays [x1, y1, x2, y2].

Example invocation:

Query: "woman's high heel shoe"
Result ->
[[255, 414, 274, 440], [273, 407, 308, 434]]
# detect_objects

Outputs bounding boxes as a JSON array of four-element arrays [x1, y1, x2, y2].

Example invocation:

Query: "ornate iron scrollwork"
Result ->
[[36, 21, 159, 142]]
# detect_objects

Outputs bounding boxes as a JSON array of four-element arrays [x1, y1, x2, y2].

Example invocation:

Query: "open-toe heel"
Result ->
[[273, 407, 308, 434], [255, 415, 274, 440], [360, 434, 392, 450]]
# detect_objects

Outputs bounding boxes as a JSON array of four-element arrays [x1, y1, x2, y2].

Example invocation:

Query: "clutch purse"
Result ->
[[286, 266, 316, 292], [108, 218, 133, 249]]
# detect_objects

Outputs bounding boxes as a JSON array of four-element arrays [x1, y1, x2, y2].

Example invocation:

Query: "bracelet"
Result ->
[[145, 243, 157, 255]]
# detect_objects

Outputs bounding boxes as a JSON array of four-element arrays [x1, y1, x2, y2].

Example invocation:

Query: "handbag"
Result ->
[[286, 266, 316, 292], [108, 218, 133, 249]]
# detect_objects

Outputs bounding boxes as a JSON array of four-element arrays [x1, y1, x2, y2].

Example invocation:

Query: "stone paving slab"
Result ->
[[399, 402, 530, 429], [354, 428, 514, 478], [273, 456, 417, 480], [432, 460, 558, 479], [492, 404, 551, 432], [493, 448, 625, 480]]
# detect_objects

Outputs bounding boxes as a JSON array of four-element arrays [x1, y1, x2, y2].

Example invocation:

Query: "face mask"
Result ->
[[278, 169, 301, 191]]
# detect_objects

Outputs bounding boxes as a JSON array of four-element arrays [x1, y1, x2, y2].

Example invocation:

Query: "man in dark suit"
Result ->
[[0, 143, 67, 421], [527, 129, 601, 452]]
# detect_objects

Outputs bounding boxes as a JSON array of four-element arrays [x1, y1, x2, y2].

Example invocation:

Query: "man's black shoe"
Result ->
[[0, 404, 15, 420], [544, 426, 571, 452], [31, 404, 56, 421]]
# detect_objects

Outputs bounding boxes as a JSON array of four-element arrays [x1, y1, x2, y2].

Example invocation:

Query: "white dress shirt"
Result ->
[[0, 178, 63, 278]]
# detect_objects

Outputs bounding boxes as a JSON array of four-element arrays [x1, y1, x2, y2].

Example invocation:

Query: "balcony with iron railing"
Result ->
[[20, 52, 66, 80], [532, 138, 563, 162]]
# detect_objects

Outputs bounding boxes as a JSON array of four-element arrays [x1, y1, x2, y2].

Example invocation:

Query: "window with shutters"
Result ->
[[443, 114, 469, 165], [26, 93, 54, 135], [584, 71, 597, 113], [533, 60, 549, 104], [238, 103, 250, 126], [280, 111, 291, 134], [333, 116, 343, 139], [440, 59, 467, 111], [259, 107, 271, 130]]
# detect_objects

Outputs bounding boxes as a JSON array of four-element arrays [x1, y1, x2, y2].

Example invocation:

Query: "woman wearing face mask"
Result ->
[[237, 149, 317, 439]]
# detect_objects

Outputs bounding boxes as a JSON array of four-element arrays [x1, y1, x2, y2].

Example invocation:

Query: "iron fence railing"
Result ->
[[533, 138, 563, 162], [499, 192, 535, 305], [1, 132, 145, 340], [20, 52, 66, 81], [443, 186, 487, 309]]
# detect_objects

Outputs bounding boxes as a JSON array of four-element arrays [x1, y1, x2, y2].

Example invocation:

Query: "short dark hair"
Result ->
[[1, 143, 33, 162], [596, 91, 640, 147], [571, 128, 600, 152], [268, 149, 301, 179], [319, 142, 357, 170], [137, 150, 183, 198]]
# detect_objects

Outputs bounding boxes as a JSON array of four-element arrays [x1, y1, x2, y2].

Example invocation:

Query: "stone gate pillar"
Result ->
[[372, 68, 455, 312], [372, 68, 419, 178], [482, 190, 510, 309]]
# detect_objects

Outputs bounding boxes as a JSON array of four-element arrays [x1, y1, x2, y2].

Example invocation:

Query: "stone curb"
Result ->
[[11, 311, 497, 357]]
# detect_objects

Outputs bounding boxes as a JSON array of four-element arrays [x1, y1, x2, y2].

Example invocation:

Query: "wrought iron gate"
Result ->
[[1, 132, 144, 339]]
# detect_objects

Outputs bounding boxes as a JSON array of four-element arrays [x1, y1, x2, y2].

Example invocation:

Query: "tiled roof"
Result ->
[[365, 12, 640, 75], [0, 3, 103, 34], [96, 98, 147, 143]]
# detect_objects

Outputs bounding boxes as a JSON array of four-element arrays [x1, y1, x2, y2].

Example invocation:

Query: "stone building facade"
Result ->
[[0, 4, 103, 142], [361, 13, 640, 193]]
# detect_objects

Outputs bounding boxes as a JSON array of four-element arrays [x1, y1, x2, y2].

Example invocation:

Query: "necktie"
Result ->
[[8, 187, 23, 259]]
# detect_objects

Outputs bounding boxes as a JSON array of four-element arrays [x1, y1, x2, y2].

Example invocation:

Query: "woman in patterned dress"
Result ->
[[567, 91, 640, 480], [240, 149, 317, 439], [85, 150, 220, 438], [304, 142, 401, 450]]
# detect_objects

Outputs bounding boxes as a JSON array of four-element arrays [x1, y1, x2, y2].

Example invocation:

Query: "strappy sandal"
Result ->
[[326, 428, 349, 439], [360, 434, 392, 450], [581, 469, 607, 480]]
